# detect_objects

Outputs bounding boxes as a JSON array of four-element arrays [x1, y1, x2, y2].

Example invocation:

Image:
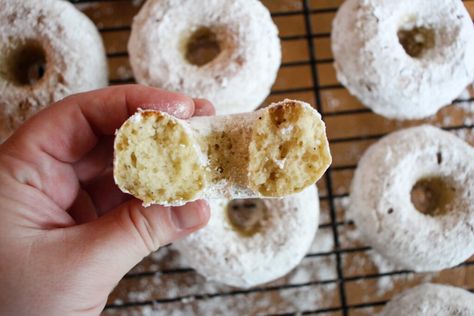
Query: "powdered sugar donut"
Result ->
[[173, 185, 319, 288], [332, 0, 474, 120], [128, 0, 281, 115], [349, 125, 474, 271], [114, 100, 331, 206], [379, 283, 474, 316], [0, 0, 108, 142]]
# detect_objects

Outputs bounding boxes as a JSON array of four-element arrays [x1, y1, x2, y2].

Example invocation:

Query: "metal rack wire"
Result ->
[[70, 0, 474, 315]]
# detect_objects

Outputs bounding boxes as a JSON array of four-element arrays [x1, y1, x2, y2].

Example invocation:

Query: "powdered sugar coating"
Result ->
[[173, 185, 319, 288], [332, 0, 474, 119], [349, 125, 474, 271], [379, 283, 474, 316], [128, 0, 281, 115], [0, 0, 108, 142]]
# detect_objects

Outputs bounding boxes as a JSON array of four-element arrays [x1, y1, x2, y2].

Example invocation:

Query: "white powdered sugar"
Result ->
[[332, 0, 474, 119], [128, 0, 281, 115], [341, 198, 441, 297], [172, 186, 319, 288], [339, 207, 403, 295], [0, 0, 108, 142], [378, 283, 474, 316], [116, 65, 134, 81], [349, 125, 474, 271]]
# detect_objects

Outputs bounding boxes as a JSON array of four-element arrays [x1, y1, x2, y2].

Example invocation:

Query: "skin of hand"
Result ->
[[0, 85, 214, 316]]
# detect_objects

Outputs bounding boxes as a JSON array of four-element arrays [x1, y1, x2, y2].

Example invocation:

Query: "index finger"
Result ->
[[5, 84, 195, 164]]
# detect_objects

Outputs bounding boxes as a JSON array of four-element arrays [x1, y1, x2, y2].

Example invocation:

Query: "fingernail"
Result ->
[[171, 201, 208, 229], [193, 98, 215, 116]]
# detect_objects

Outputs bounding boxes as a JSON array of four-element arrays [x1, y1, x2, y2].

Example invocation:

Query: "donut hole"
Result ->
[[185, 27, 222, 66], [410, 177, 456, 216], [398, 26, 436, 58], [226, 199, 268, 237], [2, 40, 48, 86]]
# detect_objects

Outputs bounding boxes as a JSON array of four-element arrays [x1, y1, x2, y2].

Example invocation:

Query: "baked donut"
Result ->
[[128, 0, 281, 115], [349, 125, 474, 271], [0, 0, 108, 142], [379, 283, 474, 316], [173, 185, 319, 288], [332, 0, 474, 120], [114, 99, 331, 206]]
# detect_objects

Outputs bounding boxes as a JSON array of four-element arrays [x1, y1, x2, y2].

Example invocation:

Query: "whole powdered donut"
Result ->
[[379, 283, 474, 316], [173, 186, 319, 288], [349, 125, 474, 271], [0, 0, 108, 142], [128, 0, 281, 115], [332, 0, 474, 120]]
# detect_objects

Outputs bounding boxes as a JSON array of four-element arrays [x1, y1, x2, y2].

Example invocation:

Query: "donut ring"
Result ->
[[379, 283, 474, 316], [0, 0, 108, 142], [349, 125, 474, 271], [173, 186, 319, 288], [128, 0, 281, 115], [332, 0, 474, 119]]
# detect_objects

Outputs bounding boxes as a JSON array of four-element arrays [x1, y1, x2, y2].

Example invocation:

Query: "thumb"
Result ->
[[67, 198, 210, 288]]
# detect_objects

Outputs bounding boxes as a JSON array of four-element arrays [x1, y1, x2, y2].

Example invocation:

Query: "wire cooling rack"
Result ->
[[70, 0, 474, 315]]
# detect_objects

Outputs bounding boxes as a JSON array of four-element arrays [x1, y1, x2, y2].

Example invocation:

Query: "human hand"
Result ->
[[0, 85, 213, 316]]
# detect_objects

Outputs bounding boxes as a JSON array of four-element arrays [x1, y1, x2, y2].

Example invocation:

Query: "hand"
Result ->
[[0, 85, 213, 316]]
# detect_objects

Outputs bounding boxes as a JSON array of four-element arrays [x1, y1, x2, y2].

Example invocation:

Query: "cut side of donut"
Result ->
[[113, 100, 331, 205], [114, 111, 206, 206], [248, 101, 331, 196]]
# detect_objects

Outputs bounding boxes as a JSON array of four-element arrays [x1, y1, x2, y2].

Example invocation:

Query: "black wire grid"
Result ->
[[70, 0, 474, 315]]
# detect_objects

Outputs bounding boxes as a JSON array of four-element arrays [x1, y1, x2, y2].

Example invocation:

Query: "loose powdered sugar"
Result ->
[[378, 283, 474, 316], [455, 84, 474, 114]]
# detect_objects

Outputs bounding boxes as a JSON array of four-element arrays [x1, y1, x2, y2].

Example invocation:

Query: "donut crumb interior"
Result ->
[[410, 176, 456, 216], [114, 112, 205, 205], [248, 102, 331, 196], [205, 127, 251, 187], [0, 39, 47, 86], [398, 26, 436, 58]]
